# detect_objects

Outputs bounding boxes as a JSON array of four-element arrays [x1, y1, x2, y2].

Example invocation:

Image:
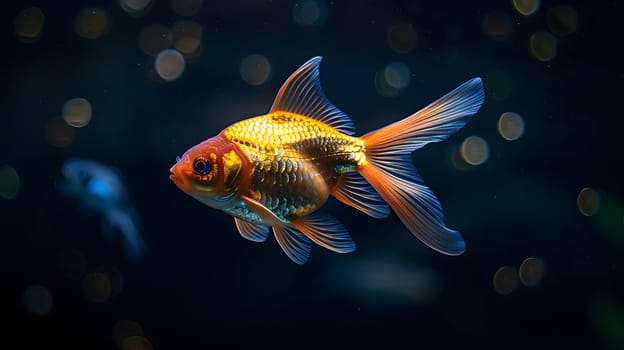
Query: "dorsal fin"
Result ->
[[269, 56, 356, 135]]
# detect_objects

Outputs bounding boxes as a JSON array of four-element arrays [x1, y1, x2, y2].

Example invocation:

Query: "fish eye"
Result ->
[[193, 157, 212, 175]]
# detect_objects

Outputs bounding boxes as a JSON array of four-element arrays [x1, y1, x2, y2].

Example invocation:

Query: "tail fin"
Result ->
[[359, 78, 484, 255]]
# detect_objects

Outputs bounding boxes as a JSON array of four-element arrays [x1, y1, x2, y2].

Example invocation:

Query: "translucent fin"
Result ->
[[269, 56, 355, 135], [362, 78, 484, 153], [331, 172, 390, 219], [359, 162, 465, 255], [291, 211, 356, 253], [242, 195, 287, 227], [104, 208, 147, 261], [272, 225, 312, 264], [234, 217, 270, 242], [357, 78, 484, 256]]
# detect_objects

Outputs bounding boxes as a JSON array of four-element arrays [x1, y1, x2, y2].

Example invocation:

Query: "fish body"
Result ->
[[60, 158, 146, 261], [221, 111, 366, 222], [170, 56, 484, 264]]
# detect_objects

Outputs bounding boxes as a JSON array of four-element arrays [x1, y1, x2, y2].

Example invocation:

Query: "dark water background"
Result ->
[[1, 0, 623, 348]]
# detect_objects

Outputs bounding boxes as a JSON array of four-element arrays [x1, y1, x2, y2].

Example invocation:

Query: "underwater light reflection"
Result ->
[[14, 7, 44, 43]]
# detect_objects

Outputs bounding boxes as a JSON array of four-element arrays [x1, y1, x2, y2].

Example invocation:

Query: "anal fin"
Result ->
[[291, 211, 356, 254], [273, 225, 312, 264]]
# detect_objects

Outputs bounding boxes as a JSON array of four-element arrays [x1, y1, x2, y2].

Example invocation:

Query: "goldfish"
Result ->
[[170, 56, 484, 264], [60, 158, 146, 261]]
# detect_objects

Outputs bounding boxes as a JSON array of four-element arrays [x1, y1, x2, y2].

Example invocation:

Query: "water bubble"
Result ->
[[519, 257, 546, 287], [387, 22, 417, 54], [512, 0, 540, 16], [172, 20, 203, 57], [0, 165, 20, 200], [383, 63, 411, 90], [62, 98, 92, 128], [113, 320, 144, 346], [498, 112, 525, 141], [461, 136, 490, 166], [493, 265, 519, 295], [547, 5, 578, 36], [82, 272, 112, 303], [530, 32, 557, 62], [120, 0, 153, 16], [22, 285, 53, 315], [155, 49, 186, 81], [292, 0, 328, 29], [14, 7, 44, 42], [122, 336, 153, 350], [482, 11, 513, 41], [577, 187, 601, 216], [73, 8, 111, 39], [240, 54, 271, 86]]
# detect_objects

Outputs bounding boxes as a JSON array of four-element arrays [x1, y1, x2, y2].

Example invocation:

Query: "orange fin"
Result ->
[[272, 225, 312, 264], [331, 172, 390, 219], [358, 78, 485, 255], [269, 56, 355, 135], [242, 195, 287, 227], [291, 211, 356, 254], [234, 217, 269, 242]]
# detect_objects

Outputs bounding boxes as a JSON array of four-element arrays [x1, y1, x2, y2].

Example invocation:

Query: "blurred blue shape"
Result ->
[[59, 158, 146, 261]]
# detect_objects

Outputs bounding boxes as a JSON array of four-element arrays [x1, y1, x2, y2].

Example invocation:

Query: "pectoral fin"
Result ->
[[242, 195, 287, 227], [234, 217, 270, 242]]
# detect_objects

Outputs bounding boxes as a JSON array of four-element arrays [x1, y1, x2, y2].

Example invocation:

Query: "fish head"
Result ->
[[170, 135, 246, 208]]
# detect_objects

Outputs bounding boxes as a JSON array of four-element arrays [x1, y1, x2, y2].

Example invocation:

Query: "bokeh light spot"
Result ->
[[139, 24, 173, 56], [461, 136, 490, 166], [384, 62, 411, 90], [512, 0, 540, 16], [171, 0, 204, 17], [22, 285, 53, 315], [240, 54, 271, 86], [529, 31, 557, 62], [98, 264, 124, 297], [0, 164, 20, 200], [578, 187, 601, 216], [451, 147, 471, 171], [387, 23, 417, 54], [547, 5, 578, 36], [62, 97, 92, 128], [14, 7, 44, 42], [113, 320, 144, 346], [74, 8, 111, 39], [45, 118, 75, 148], [59, 248, 87, 280], [121, 0, 153, 17], [122, 335, 154, 350], [482, 11, 513, 41], [485, 71, 512, 101], [519, 257, 546, 287], [155, 49, 186, 81], [172, 20, 203, 57], [493, 265, 519, 295], [82, 272, 112, 303], [292, 0, 328, 29], [498, 112, 525, 141]]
